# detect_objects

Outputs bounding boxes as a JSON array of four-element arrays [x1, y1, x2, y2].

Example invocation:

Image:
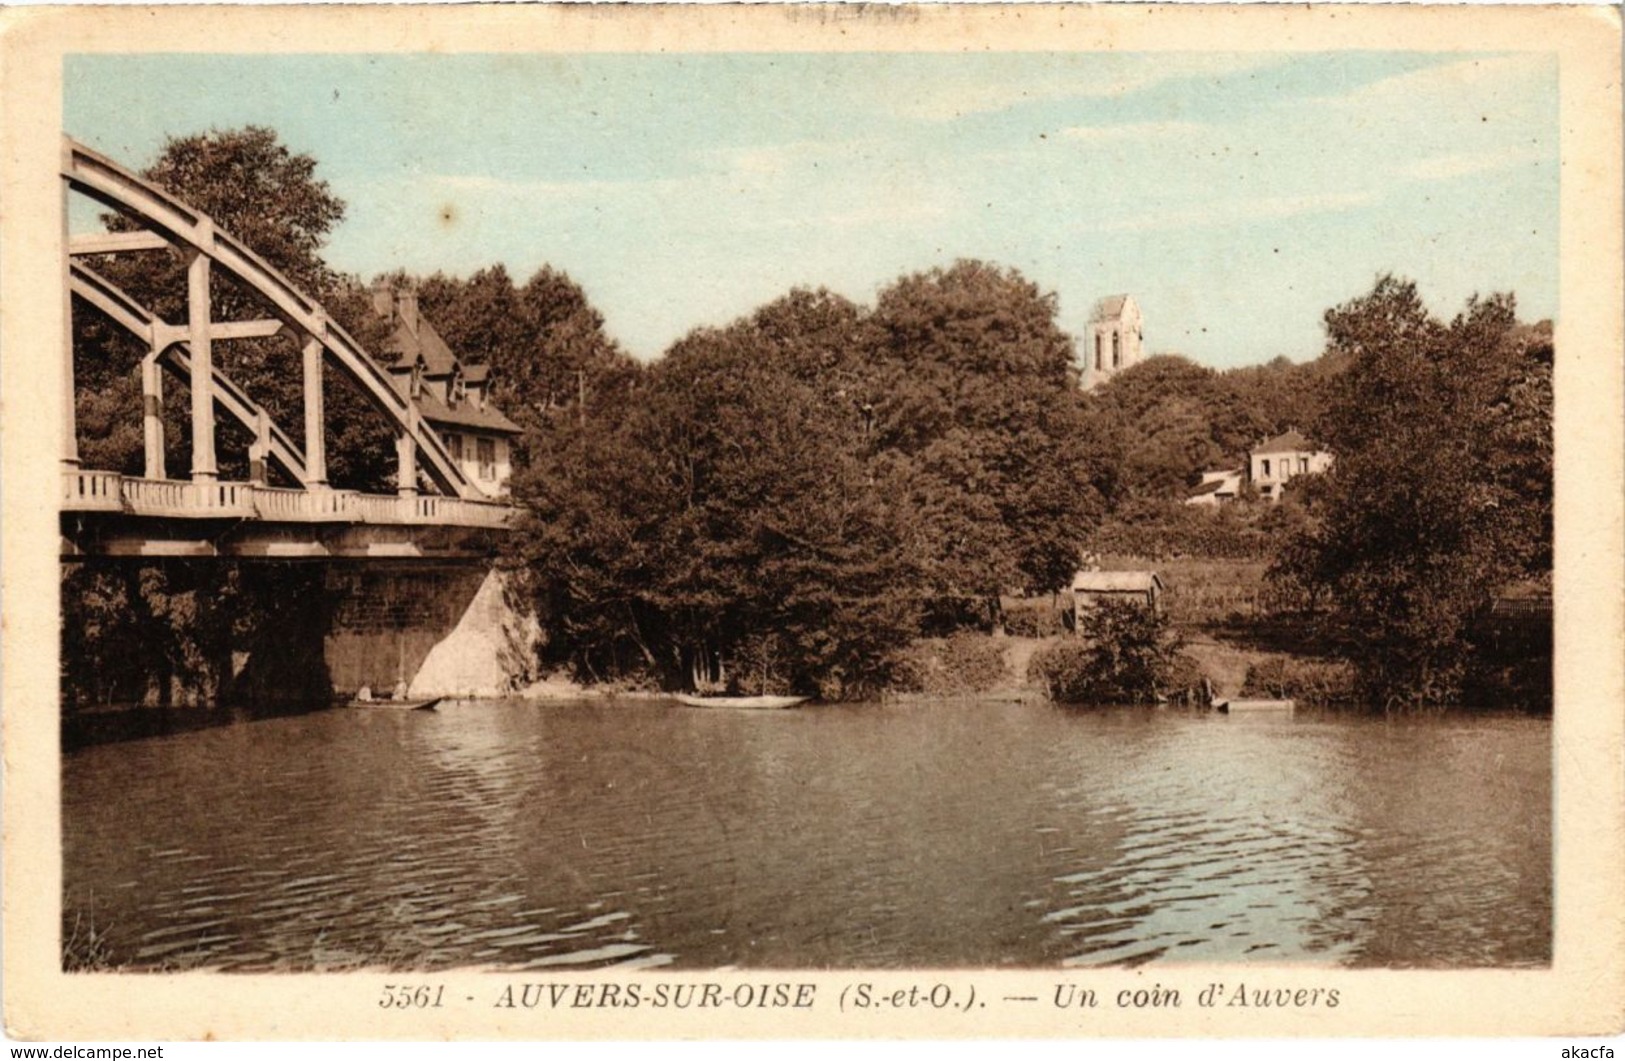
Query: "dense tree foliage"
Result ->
[[510, 297, 917, 697], [1083, 353, 1334, 505], [413, 265, 639, 460], [511, 262, 1105, 695], [867, 262, 1101, 604], [62, 129, 1554, 713], [1269, 277, 1552, 707]]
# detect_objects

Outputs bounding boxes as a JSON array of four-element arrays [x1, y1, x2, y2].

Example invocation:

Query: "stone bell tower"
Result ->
[[1083, 294, 1144, 390]]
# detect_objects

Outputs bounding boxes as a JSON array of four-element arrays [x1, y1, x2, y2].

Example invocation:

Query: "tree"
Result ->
[[415, 264, 637, 465], [508, 313, 918, 697], [1268, 277, 1552, 707], [867, 260, 1103, 610], [509, 261, 1132, 694], [1083, 353, 1335, 505]]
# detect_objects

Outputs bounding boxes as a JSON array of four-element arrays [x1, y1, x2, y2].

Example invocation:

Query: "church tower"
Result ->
[[1083, 294, 1144, 390]]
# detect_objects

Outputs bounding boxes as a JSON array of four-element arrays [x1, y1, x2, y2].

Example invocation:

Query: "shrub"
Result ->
[[887, 632, 1011, 696], [1240, 655, 1357, 706], [1001, 596, 1068, 639], [1027, 601, 1186, 704]]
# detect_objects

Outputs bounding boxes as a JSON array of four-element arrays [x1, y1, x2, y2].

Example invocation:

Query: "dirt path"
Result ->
[[1180, 634, 1259, 697]]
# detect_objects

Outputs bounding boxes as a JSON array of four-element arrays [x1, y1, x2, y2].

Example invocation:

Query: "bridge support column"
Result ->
[[301, 334, 328, 488], [186, 234, 217, 483], [248, 409, 271, 486], [396, 406, 419, 497], [141, 353, 167, 480], [60, 171, 78, 468], [323, 563, 536, 699]]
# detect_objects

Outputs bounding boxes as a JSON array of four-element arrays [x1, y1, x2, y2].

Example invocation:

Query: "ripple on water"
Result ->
[[61, 701, 1550, 970]]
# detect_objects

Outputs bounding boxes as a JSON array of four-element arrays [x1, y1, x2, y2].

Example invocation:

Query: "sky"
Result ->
[[64, 51, 1558, 369]]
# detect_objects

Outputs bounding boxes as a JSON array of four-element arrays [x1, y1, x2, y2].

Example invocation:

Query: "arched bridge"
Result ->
[[59, 137, 515, 559]]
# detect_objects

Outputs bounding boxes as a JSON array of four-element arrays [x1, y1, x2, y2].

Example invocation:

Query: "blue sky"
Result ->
[[65, 52, 1558, 369]]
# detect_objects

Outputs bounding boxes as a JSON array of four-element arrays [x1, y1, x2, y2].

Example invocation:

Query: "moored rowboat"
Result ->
[[673, 694, 807, 710], [350, 696, 442, 711], [1214, 698, 1294, 714]]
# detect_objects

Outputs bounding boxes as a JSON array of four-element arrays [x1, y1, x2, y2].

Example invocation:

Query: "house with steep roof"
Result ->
[[372, 281, 521, 498], [1083, 294, 1145, 390], [1249, 429, 1332, 502]]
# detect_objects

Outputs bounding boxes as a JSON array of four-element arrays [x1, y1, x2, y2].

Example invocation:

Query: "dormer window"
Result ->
[[409, 363, 423, 400], [451, 372, 466, 408]]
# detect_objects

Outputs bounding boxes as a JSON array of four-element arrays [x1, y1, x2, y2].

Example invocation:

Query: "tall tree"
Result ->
[[510, 313, 917, 697], [415, 264, 636, 462], [867, 260, 1102, 607], [1270, 276, 1552, 707]]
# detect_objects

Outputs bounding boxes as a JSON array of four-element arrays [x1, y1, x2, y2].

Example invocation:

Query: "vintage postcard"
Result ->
[[2, 2, 1621, 1045]]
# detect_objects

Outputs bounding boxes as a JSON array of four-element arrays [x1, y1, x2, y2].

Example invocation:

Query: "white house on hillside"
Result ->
[[1249, 429, 1333, 501], [1184, 430, 1332, 505], [1184, 467, 1246, 507]]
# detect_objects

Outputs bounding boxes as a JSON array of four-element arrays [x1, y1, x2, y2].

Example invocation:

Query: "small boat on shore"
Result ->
[[673, 694, 807, 710], [350, 695, 442, 712], [1214, 697, 1295, 714]]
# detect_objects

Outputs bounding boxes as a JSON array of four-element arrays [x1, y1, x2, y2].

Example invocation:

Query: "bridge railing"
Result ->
[[406, 494, 514, 528], [61, 471, 514, 529], [121, 477, 257, 517], [252, 486, 357, 522], [61, 469, 124, 511]]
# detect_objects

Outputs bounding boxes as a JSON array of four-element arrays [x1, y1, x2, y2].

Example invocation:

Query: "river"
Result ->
[[62, 698, 1550, 970]]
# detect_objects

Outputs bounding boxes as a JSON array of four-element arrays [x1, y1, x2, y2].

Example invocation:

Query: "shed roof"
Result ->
[[1072, 571, 1164, 593]]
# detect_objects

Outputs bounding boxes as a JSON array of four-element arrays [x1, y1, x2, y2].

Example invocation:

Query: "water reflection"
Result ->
[[62, 700, 1550, 970]]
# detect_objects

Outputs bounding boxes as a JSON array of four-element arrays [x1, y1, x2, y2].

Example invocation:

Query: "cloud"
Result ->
[[1090, 190, 1378, 234], [1060, 120, 1210, 144], [422, 172, 687, 203], [1399, 144, 1549, 183], [891, 54, 1284, 122], [1310, 54, 1551, 113], [707, 138, 878, 179]]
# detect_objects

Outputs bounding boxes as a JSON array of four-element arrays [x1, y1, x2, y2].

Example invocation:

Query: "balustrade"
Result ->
[[61, 470, 513, 528], [61, 469, 124, 511]]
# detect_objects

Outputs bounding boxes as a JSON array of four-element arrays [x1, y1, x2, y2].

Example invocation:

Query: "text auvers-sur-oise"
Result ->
[[495, 983, 817, 1010]]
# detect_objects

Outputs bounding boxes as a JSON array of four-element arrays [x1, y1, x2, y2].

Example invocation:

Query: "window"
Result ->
[[409, 364, 423, 399], [477, 437, 496, 479], [1095, 334, 1103, 371], [1261, 459, 1272, 478], [1300, 457, 1310, 474], [451, 375, 466, 407], [447, 433, 464, 462], [1112, 332, 1121, 368]]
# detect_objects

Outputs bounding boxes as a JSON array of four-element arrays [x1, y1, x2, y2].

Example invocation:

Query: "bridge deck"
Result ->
[[63, 469, 513, 529]]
